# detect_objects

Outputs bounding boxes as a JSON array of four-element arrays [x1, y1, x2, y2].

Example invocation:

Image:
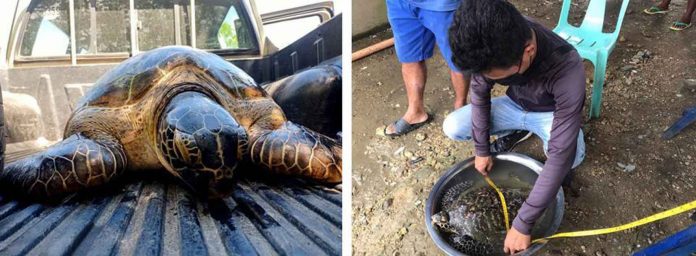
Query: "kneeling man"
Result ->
[[444, 0, 586, 253]]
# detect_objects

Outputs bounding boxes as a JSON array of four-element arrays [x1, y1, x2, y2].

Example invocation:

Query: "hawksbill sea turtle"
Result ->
[[432, 186, 530, 255], [0, 46, 342, 199]]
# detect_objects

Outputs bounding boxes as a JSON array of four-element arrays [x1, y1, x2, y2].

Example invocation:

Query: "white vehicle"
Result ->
[[0, 1, 342, 255]]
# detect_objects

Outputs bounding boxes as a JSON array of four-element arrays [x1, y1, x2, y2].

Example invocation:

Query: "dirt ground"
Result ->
[[351, 0, 696, 255]]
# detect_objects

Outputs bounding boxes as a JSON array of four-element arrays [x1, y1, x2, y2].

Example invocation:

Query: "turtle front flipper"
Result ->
[[249, 122, 342, 183], [158, 92, 245, 198], [0, 134, 127, 199]]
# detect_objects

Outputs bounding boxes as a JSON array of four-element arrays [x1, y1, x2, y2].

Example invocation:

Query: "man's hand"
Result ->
[[503, 227, 531, 255], [474, 155, 493, 176]]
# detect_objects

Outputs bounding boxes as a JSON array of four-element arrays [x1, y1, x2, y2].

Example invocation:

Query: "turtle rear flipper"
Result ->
[[0, 134, 127, 199], [249, 122, 342, 183]]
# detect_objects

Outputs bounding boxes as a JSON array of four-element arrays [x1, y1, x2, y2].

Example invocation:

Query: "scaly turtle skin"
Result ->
[[0, 46, 342, 199], [432, 186, 528, 255]]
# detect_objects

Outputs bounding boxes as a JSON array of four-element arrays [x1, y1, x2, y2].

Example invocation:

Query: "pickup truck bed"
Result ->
[[0, 150, 342, 256]]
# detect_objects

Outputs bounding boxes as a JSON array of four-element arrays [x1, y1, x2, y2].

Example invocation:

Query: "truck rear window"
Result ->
[[75, 0, 130, 54], [177, 0, 256, 50], [20, 0, 71, 57], [193, 0, 255, 50], [17, 0, 257, 59]]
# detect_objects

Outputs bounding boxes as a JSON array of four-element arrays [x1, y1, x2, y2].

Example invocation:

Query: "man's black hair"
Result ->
[[449, 0, 532, 73]]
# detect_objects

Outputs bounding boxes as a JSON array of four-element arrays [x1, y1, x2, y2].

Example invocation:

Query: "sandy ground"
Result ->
[[351, 0, 696, 255]]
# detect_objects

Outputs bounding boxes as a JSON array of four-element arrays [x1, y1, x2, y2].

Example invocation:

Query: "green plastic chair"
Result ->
[[553, 0, 631, 118]]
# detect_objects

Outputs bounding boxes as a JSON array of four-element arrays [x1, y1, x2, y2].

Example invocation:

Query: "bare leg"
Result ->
[[450, 70, 470, 109], [679, 0, 696, 23], [386, 61, 429, 134], [658, 0, 672, 10]]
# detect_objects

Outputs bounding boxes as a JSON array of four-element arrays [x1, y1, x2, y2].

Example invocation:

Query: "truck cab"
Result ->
[[1, 0, 340, 142]]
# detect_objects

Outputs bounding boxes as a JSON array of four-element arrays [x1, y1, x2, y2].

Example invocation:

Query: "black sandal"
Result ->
[[384, 114, 433, 137]]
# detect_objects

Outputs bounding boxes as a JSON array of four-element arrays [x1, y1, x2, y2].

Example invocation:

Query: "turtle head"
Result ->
[[158, 91, 246, 199]]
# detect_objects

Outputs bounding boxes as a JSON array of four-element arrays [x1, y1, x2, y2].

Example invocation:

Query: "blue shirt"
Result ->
[[407, 0, 460, 11]]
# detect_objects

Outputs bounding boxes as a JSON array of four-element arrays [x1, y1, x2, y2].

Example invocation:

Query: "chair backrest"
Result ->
[[556, 0, 573, 28], [579, 0, 606, 32], [556, 0, 631, 37]]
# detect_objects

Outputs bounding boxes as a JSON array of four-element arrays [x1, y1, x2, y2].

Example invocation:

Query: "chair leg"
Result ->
[[589, 54, 607, 119]]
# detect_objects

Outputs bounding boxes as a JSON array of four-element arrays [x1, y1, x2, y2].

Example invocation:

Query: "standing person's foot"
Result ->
[[670, 17, 692, 31], [384, 112, 432, 137], [490, 130, 533, 153], [644, 5, 669, 15]]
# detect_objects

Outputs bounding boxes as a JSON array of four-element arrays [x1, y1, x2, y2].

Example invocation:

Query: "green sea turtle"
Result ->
[[0, 46, 342, 199], [432, 186, 529, 255]]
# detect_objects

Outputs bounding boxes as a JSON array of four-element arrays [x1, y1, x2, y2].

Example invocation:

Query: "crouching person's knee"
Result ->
[[442, 112, 472, 141]]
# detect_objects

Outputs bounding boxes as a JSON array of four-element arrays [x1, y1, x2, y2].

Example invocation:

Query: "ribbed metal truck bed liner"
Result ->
[[0, 157, 342, 256]]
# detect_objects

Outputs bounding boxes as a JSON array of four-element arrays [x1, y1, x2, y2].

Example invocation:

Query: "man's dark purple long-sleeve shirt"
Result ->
[[469, 20, 585, 235]]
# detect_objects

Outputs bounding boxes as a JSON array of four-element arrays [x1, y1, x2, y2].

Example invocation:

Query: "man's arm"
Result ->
[[470, 75, 493, 157], [511, 57, 586, 235]]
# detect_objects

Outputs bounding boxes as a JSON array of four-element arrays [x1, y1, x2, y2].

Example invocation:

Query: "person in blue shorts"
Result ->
[[383, 0, 471, 137]]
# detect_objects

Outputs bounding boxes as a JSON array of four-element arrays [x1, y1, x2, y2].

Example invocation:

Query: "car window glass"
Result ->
[[194, 0, 255, 50], [18, 0, 257, 59], [217, 7, 241, 49], [263, 16, 321, 49], [136, 0, 176, 51], [74, 0, 130, 55], [20, 0, 71, 57]]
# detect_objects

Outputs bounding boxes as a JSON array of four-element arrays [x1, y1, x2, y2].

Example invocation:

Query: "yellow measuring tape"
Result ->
[[485, 176, 510, 231], [484, 177, 696, 244]]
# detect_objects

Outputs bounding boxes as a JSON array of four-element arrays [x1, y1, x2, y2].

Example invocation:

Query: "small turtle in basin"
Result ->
[[0, 46, 341, 199], [432, 186, 529, 255]]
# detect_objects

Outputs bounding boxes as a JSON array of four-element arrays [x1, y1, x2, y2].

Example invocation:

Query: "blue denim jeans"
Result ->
[[442, 96, 585, 168]]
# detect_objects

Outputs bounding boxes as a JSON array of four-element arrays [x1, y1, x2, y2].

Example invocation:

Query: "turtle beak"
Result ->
[[206, 175, 236, 199], [173, 167, 235, 200]]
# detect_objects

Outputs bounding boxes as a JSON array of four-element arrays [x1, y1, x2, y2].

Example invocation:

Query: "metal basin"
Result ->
[[425, 153, 564, 255]]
